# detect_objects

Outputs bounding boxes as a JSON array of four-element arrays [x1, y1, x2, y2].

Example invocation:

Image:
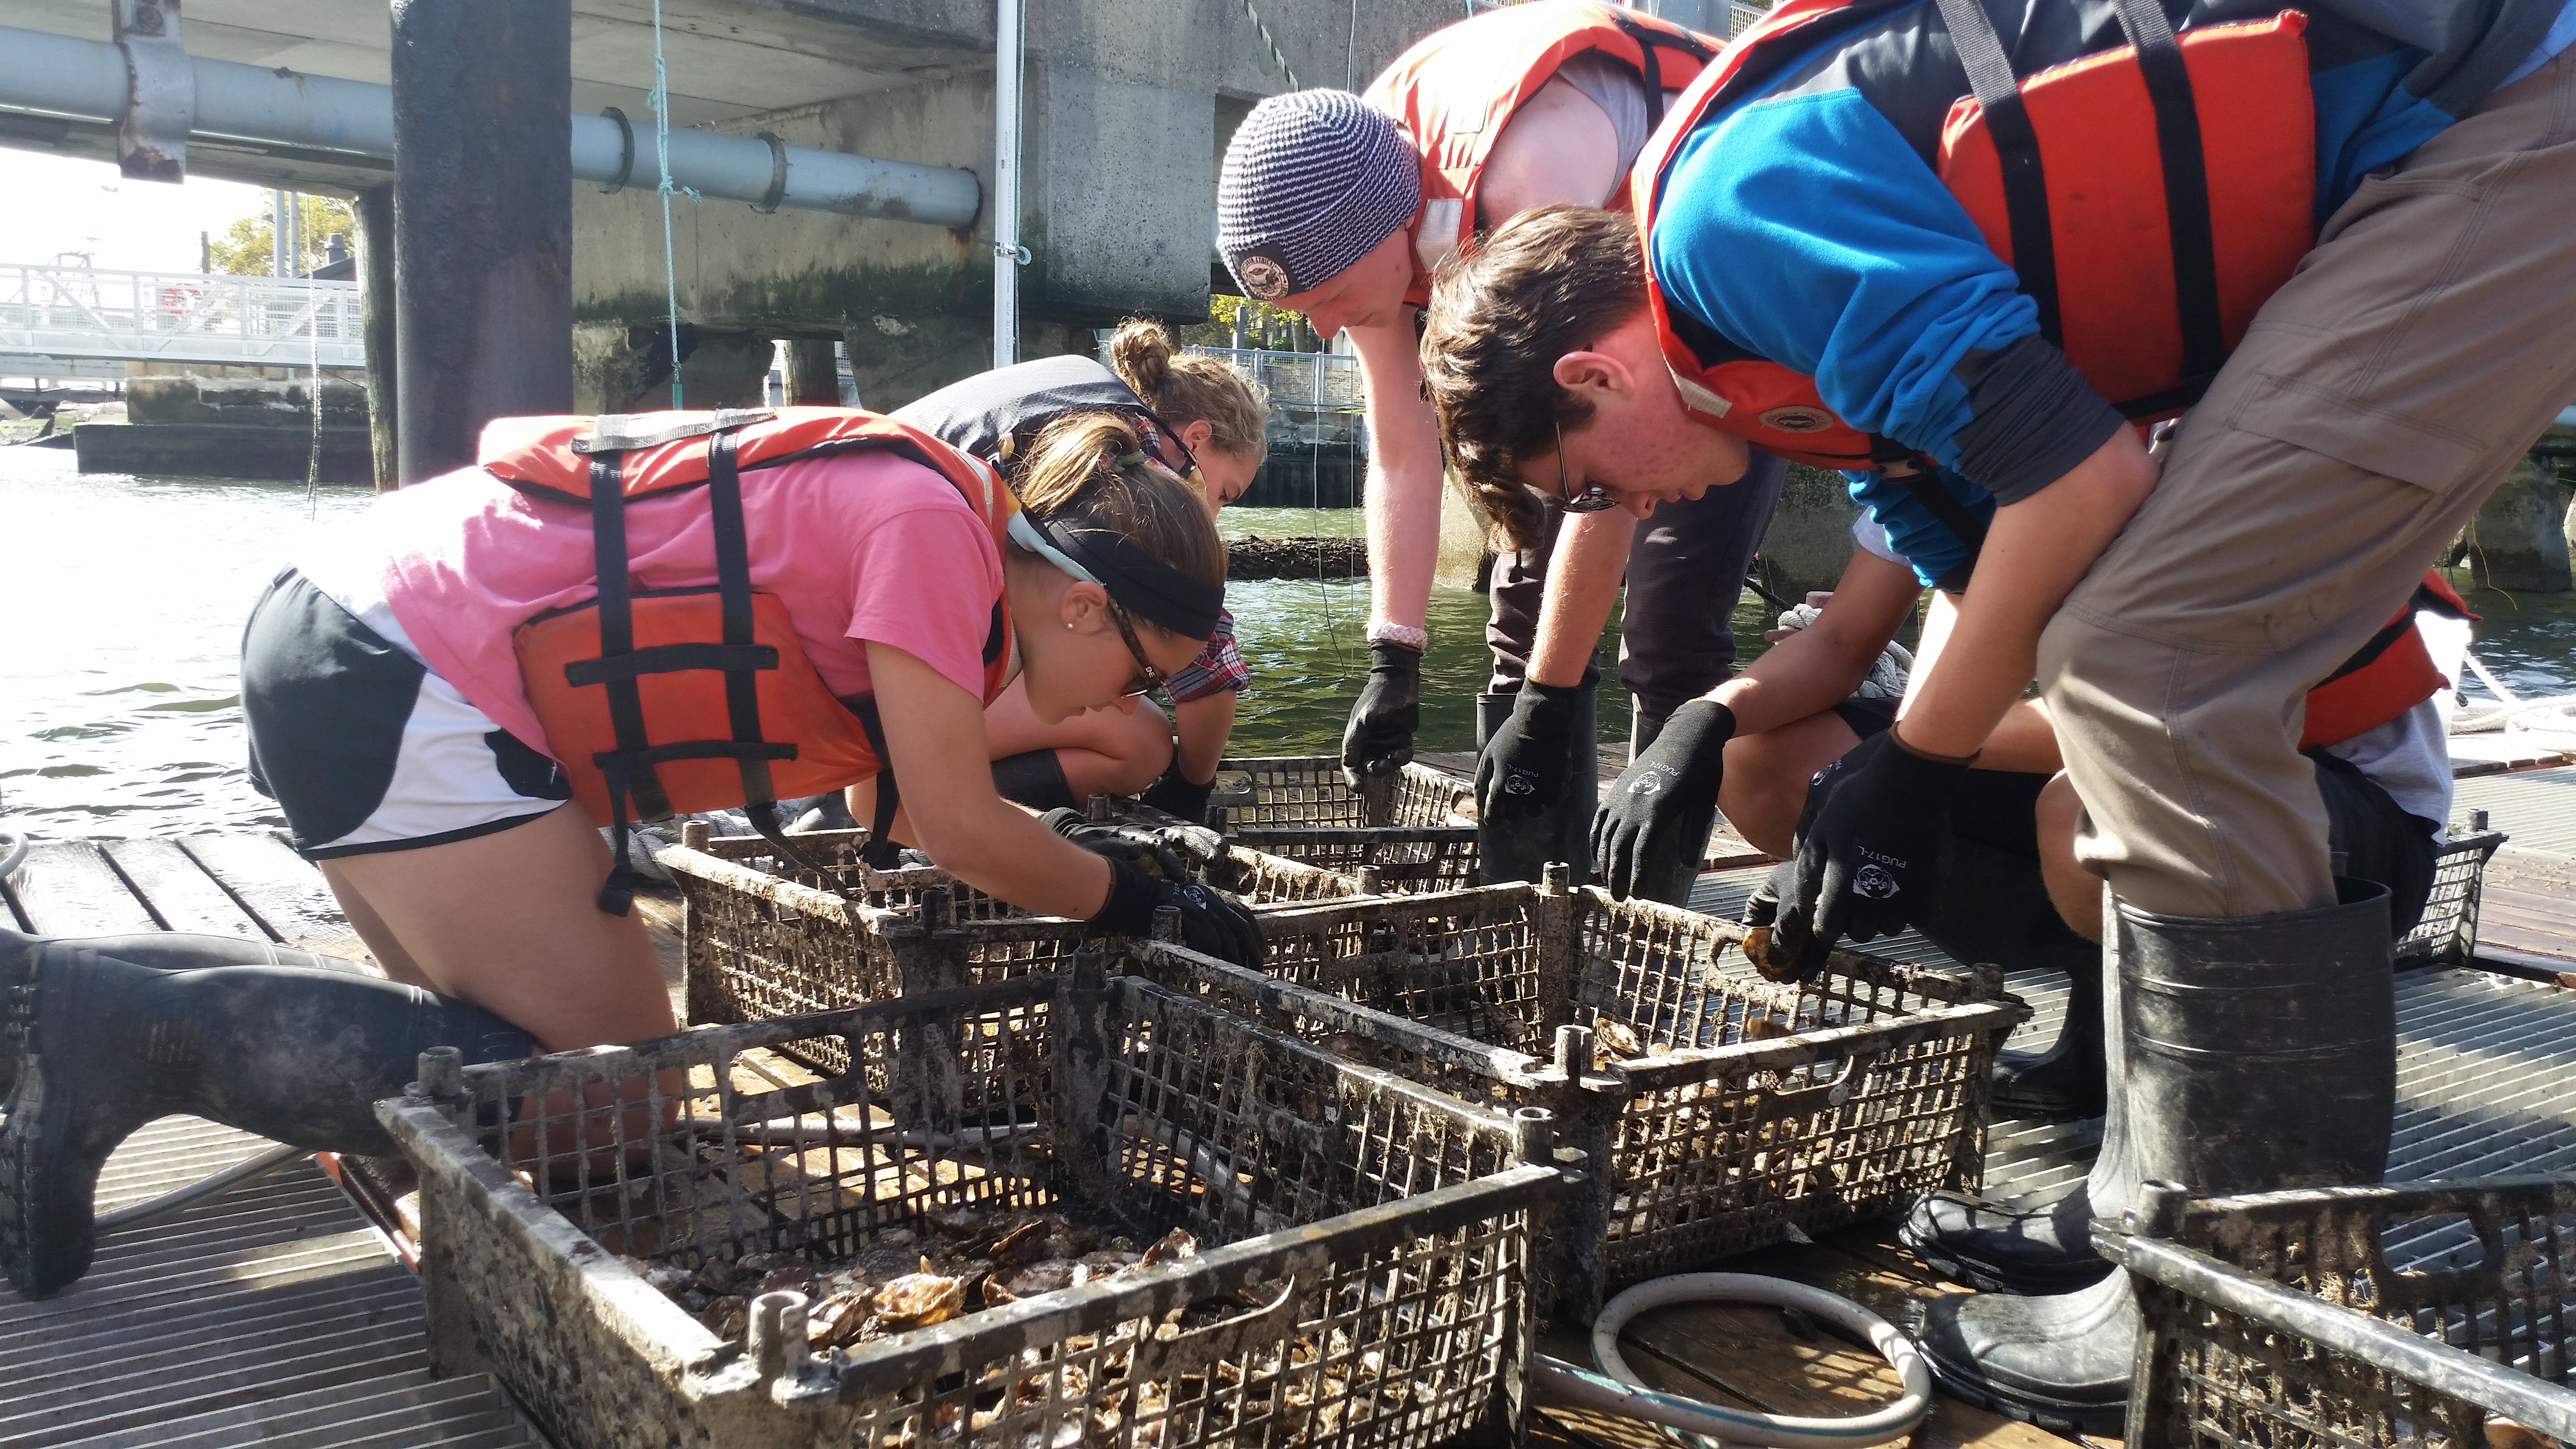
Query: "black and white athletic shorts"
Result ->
[[241, 568, 571, 860]]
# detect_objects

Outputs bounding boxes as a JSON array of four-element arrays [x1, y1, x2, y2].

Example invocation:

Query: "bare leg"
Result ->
[[315, 862, 434, 989], [983, 676, 1175, 799], [2034, 773, 2102, 941], [319, 803, 674, 1052], [1718, 713, 1863, 858]]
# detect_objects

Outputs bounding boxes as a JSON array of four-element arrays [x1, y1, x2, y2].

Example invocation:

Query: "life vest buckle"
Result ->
[[572, 408, 776, 454]]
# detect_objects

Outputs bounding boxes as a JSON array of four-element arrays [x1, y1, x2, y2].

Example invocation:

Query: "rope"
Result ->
[[648, 0, 691, 407], [1237, 0, 1302, 89], [2448, 650, 2576, 736]]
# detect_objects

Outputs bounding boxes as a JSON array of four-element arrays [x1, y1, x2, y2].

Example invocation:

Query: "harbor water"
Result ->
[[7, 448, 2574, 837]]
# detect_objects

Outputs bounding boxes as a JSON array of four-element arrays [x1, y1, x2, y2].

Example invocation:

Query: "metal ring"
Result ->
[[754, 131, 789, 214], [599, 107, 635, 194]]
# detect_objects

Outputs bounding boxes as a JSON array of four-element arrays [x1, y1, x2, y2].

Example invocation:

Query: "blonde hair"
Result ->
[[1105, 318, 1270, 467], [1011, 412, 1227, 629]]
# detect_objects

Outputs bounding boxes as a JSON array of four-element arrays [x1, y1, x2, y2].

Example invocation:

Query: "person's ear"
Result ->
[[1057, 578, 1111, 632], [1551, 347, 1635, 404], [1179, 418, 1214, 456]]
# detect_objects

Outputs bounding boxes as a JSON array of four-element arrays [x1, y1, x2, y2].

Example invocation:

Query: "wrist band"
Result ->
[[1366, 620, 1429, 652]]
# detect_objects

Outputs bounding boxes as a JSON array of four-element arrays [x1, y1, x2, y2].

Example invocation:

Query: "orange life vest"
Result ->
[[480, 407, 1015, 902], [2303, 571, 2473, 749], [1634, 0, 2318, 470], [1367, 0, 1718, 308]]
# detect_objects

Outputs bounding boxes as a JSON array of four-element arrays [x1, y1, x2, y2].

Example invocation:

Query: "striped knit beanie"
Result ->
[[1217, 90, 1421, 303]]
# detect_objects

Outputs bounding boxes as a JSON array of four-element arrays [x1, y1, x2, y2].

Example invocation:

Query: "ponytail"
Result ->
[[1012, 413, 1227, 634], [1104, 318, 1271, 467]]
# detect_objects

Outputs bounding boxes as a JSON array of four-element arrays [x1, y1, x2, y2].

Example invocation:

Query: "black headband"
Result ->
[[1029, 511, 1224, 641]]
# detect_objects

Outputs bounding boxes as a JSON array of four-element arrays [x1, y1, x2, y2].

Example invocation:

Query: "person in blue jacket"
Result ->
[[1417, 0, 2576, 1427]]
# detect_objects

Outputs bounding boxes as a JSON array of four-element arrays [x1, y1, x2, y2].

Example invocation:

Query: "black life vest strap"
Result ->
[[1932, 0, 2061, 347], [849, 696, 905, 870], [2315, 583, 2452, 688], [586, 450, 653, 915], [1871, 435, 1986, 592], [2108, 0, 2226, 395], [1604, 12, 1713, 129]]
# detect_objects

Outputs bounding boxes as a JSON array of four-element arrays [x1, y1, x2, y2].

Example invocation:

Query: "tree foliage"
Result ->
[[205, 194, 356, 276]]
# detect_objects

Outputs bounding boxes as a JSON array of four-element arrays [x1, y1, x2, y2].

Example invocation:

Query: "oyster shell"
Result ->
[[872, 1257, 966, 1330]]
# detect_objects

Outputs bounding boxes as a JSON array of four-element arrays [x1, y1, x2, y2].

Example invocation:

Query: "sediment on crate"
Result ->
[[1121, 871, 2027, 1319], [381, 966, 1565, 1449], [1204, 756, 1481, 894], [660, 828, 1366, 1062], [2102, 1176, 2576, 1449], [2398, 827, 2507, 969]]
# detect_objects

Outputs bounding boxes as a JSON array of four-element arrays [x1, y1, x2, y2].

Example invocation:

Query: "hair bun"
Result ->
[[1107, 318, 1175, 398]]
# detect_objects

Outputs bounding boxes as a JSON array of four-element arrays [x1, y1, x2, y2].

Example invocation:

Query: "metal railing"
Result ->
[[0, 263, 365, 369], [1187, 345, 1364, 413]]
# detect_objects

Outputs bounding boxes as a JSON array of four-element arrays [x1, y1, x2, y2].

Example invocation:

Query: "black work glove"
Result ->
[[1768, 729, 1972, 978], [1476, 679, 1592, 822], [1138, 763, 1216, 826], [1591, 699, 1735, 901], [1738, 863, 1803, 982], [1042, 807, 1191, 880], [1089, 856, 1263, 966], [1341, 642, 1422, 792]]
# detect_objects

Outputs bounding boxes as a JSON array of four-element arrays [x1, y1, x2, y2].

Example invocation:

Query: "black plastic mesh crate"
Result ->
[[381, 968, 1564, 1449], [662, 825, 1365, 1063], [2103, 1176, 2576, 1449], [2398, 828, 2508, 969], [1121, 870, 2027, 1317], [1208, 757, 1480, 895]]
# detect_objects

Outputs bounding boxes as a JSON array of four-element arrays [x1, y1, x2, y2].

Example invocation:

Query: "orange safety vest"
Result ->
[[1367, 0, 1718, 308], [480, 407, 1015, 902], [2303, 571, 2474, 750], [1634, 0, 2318, 470]]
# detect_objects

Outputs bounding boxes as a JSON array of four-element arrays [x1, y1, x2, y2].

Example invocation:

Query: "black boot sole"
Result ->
[[1921, 1348, 2128, 1438]]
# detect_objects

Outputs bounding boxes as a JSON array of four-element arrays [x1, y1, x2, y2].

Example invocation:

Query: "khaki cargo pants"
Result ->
[[2037, 46, 2576, 919]]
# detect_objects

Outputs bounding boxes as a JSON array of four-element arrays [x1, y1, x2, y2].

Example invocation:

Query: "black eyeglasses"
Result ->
[[1549, 420, 1617, 513], [1105, 600, 1169, 698]]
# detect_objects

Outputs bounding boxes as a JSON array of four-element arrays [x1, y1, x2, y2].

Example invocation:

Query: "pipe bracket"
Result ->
[[598, 107, 635, 194], [996, 242, 1033, 266], [113, 0, 194, 183], [753, 131, 788, 214]]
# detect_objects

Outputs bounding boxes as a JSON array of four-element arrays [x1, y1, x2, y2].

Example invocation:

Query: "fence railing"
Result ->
[[0, 264, 365, 370], [1187, 345, 1364, 413]]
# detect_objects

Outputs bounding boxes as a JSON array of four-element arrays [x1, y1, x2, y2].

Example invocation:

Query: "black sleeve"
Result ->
[[1946, 334, 2129, 505]]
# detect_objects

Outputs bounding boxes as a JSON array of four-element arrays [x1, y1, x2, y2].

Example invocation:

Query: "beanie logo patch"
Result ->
[[1236, 251, 1293, 301]]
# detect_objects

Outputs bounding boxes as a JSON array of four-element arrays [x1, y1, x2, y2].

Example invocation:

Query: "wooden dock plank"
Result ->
[[101, 837, 269, 937], [6, 839, 160, 936], [176, 832, 347, 950]]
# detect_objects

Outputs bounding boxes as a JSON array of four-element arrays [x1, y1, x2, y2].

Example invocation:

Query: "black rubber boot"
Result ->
[[1918, 879, 2396, 1434], [991, 749, 1078, 813], [1913, 837, 2107, 1121], [0, 942, 533, 1299], [0, 928, 371, 1108], [1475, 689, 1594, 888]]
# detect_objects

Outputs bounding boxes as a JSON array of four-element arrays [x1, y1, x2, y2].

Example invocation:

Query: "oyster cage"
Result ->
[[380, 966, 1567, 1449], [2101, 1177, 2576, 1449], [1119, 867, 2028, 1319], [2399, 827, 2507, 970], [1204, 757, 1479, 896], [661, 822, 1364, 1063]]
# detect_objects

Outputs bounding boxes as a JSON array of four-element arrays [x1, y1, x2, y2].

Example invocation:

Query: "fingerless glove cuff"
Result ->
[[1367, 641, 1423, 677]]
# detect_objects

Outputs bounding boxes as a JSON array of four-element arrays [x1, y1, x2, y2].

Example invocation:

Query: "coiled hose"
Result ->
[[0, 827, 25, 883], [1535, 1273, 1934, 1448]]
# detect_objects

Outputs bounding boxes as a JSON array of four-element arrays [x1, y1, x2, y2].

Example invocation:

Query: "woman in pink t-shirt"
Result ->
[[0, 412, 1255, 1302]]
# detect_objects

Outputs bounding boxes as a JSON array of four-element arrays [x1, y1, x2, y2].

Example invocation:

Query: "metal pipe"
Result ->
[[0, 23, 979, 229], [992, 0, 1024, 367], [94, 1143, 308, 1234]]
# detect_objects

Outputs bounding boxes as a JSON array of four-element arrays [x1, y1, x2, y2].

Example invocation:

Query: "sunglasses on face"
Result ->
[[1106, 600, 1170, 698], [1543, 419, 1618, 513]]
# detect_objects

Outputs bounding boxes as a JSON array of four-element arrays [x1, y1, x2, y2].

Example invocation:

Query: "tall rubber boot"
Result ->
[[1624, 707, 1719, 906], [0, 942, 533, 1299], [1914, 837, 2107, 1120], [991, 750, 1078, 813], [0, 928, 372, 1107], [1897, 838, 2111, 1294], [1475, 689, 1594, 888], [1917, 880, 2396, 1434]]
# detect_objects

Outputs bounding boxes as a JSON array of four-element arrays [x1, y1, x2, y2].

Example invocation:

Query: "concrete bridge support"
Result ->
[[1752, 465, 1862, 603], [2466, 454, 2572, 592], [390, 0, 574, 484]]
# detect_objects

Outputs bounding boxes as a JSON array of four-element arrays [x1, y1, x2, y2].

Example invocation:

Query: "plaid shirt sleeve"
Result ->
[[1165, 609, 1248, 703]]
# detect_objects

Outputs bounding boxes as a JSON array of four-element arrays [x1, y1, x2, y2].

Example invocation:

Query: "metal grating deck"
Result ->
[[0, 1114, 548, 1449]]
